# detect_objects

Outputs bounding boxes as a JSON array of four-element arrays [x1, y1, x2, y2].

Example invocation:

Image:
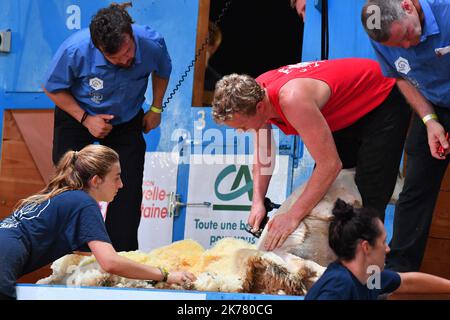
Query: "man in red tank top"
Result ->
[[212, 58, 411, 251]]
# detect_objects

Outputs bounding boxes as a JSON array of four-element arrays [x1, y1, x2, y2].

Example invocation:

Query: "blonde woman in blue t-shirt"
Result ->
[[0, 145, 195, 300]]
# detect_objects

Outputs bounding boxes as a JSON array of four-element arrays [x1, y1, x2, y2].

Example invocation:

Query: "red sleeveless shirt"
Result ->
[[256, 58, 396, 133]]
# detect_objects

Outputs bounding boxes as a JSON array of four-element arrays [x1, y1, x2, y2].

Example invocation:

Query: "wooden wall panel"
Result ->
[[17, 266, 52, 285], [12, 110, 54, 183], [1, 108, 450, 288], [0, 180, 43, 218], [441, 167, 450, 192], [421, 238, 450, 279], [1, 140, 45, 182], [420, 166, 450, 280], [0, 111, 45, 218], [429, 191, 450, 240]]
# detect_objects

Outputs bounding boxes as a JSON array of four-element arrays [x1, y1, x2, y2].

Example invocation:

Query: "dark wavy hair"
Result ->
[[328, 199, 382, 261], [89, 2, 135, 54]]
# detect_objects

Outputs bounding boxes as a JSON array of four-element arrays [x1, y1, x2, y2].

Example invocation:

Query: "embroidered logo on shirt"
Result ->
[[402, 75, 420, 88], [395, 57, 411, 75], [90, 91, 103, 104], [89, 77, 104, 91], [0, 217, 19, 229], [278, 61, 323, 75], [0, 200, 51, 229]]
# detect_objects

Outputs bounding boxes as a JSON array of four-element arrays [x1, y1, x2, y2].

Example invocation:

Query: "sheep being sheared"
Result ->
[[38, 169, 402, 295], [37, 238, 322, 295], [257, 168, 403, 269], [257, 168, 361, 267]]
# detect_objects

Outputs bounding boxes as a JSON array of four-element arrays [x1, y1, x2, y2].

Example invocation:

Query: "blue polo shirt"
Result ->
[[0, 190, 111, 298], [43, 24, 172, 125], [371, 0, 450, 109], [305, 261, 401, 300]]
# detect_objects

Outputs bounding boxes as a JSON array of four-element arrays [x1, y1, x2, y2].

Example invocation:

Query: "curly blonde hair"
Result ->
[[212, 74, 265, 123]]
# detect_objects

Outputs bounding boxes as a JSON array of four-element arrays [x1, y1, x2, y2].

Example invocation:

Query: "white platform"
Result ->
[[16, 284, 303, 300]]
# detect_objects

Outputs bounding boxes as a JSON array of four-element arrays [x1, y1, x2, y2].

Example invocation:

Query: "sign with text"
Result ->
[[184, 155, 289, 248], [138, 152, 179, 252]]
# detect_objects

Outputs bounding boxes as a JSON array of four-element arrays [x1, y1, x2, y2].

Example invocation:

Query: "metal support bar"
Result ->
[[168, 192, 211, 217]]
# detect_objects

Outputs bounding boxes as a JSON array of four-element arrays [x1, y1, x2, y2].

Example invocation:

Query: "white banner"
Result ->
[[184, 155, 289, 248], [138, 152, 179, 252]]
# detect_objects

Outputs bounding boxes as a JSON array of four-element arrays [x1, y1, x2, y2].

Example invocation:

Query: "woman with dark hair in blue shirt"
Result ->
[[306, 199, 450, 300], [0, 145, 195, 300]]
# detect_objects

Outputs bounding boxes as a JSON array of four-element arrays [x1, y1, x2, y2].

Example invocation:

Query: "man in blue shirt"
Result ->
[[361, 0, 450, 271], [42, 3, 172, 251]]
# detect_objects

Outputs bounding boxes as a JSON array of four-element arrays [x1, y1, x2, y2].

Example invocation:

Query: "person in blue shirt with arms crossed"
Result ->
[[42, 2, 171, 251], [0, 145, 195, 300], [361, 0, 450, 272], [306, 199, 450, 300]]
